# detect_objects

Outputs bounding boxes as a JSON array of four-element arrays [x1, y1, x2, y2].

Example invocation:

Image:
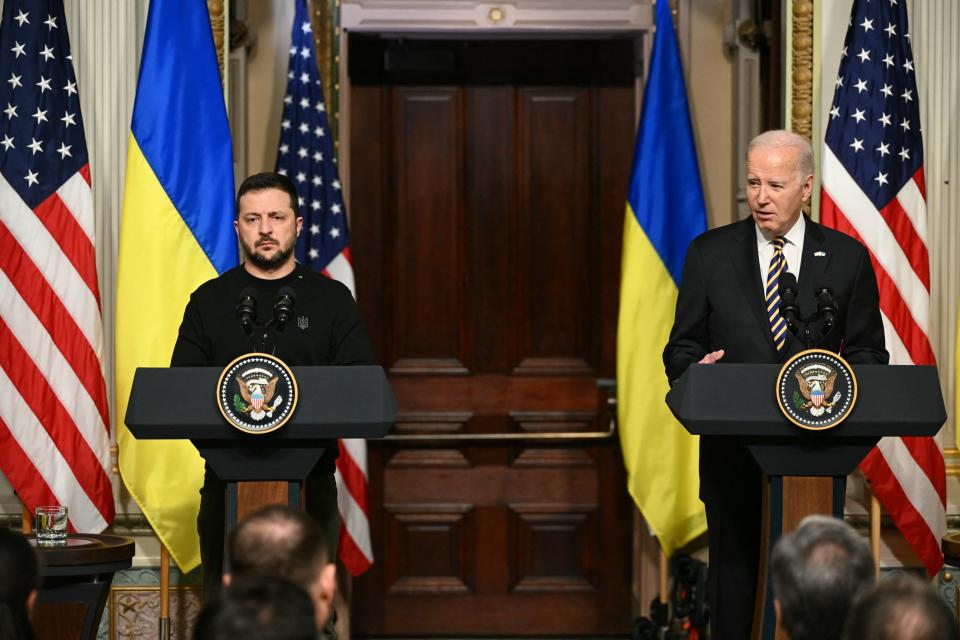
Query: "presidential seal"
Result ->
[[216, 353, 298, 434], [775, 349, 857, 431]]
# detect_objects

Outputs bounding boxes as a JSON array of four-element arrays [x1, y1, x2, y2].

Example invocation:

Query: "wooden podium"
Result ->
[[666, 363, 946, 640], [125, 365, 396, 539]]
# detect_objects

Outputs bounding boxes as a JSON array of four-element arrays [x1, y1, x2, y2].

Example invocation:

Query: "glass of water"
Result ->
[[35, 506, 68, 545]]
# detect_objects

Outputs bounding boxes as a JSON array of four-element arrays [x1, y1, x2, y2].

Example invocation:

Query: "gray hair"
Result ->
[[771, 515, 875, 640], [843, 575, 959, 640], [747, 129, 815, 179]]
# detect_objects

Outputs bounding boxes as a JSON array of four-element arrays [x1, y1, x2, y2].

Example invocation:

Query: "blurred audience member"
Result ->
[[226, 505, 336, 631], [0, 527, 40, 640], [194, 575, 315, 640], [843, 574, 958, 640], [771, 515, 874, 640]]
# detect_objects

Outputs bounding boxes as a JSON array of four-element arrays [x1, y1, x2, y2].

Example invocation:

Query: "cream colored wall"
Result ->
[[245, 0, 295, 174], [686, 0, 736, 230]]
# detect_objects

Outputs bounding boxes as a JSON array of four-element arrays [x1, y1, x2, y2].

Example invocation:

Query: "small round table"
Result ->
[[30, 533, 135, 640], [943, 532, 960, 568]]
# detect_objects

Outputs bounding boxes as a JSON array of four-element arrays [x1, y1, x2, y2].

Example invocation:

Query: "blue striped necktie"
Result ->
[[766, 236, 788, 351]]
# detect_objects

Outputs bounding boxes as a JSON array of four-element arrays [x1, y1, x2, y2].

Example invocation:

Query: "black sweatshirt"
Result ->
[[171, 263, 375, 472]]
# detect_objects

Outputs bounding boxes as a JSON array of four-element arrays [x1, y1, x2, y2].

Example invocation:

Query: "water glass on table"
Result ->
[[35, 506, 68, 546]]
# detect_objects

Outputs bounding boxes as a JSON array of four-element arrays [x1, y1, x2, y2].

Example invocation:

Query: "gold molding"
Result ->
[[313, 0, 334, 104], [791, 0, 814, 140], [208, 0, 226, 81]]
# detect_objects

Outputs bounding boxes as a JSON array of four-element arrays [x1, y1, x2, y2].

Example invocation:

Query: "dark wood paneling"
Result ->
[[391, 88, 466, 375], [467, 85, 517, 373], [384, 504, 474, 595], [510, 506, 597, 593], [349, 84, 386, 362], [515, 88, 593, 376]]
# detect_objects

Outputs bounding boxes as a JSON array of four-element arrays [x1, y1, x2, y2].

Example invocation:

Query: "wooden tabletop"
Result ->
[[29, 533, 135, 569]]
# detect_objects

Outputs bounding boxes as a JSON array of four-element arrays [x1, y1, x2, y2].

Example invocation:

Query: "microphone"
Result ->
[[236, 287, 258, 334], [273, 286, 296, 328], [815, 287, 838, 335], [779, 272, 802, 337]]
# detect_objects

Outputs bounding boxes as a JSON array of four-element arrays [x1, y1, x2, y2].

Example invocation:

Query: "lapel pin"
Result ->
[[814, 251, 826, 257]]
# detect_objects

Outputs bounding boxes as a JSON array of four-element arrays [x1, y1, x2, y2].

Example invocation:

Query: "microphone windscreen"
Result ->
[[277, 286, 296, 303], [779, 271, 798, 293]]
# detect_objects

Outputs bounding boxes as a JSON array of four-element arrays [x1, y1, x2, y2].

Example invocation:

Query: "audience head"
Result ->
[[0, 527, 40, 640], [771, 515, 874, 640], [843, 574, 958, 640], [194, 575, 316, 640], [226, 505, 336, 630]]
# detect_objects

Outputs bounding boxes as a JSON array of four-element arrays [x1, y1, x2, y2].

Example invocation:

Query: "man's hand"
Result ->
[[698, 349, 725, 364]]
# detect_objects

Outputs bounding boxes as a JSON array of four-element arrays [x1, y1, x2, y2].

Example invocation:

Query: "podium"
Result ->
[[666, 363, 945, 640], [125, 365, 396, 530]]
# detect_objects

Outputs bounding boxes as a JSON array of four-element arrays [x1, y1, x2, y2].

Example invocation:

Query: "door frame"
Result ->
[[336, 0, 663, 621]]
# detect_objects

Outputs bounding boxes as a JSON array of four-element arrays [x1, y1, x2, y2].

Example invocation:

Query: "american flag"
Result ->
[[0, 0, 113, 532], [821, 0, 945, 574], [275, 0, 372, 576]]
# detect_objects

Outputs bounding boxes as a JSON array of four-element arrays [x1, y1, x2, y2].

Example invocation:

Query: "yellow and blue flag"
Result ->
[[616, 0, 707, 556], [116, 0, 236, 570]]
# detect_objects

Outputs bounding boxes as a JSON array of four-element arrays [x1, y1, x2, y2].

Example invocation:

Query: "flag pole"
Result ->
[[21, 504, 31, 533], [159, 544, 170, 640], [659, 547, 669, 604], [870, 492, 881, 581]]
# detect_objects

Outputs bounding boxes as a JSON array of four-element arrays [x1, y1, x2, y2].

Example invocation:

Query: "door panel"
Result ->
[[349, 35, 637, 636]]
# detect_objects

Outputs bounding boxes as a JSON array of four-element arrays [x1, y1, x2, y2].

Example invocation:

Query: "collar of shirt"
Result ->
[[755, 214, 805, 287]]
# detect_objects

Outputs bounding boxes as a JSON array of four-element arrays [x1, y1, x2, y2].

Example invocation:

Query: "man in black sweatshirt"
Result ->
[[171, 172, 374, 602]]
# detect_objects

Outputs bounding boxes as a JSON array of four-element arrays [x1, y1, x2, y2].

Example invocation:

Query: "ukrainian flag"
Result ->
[[616, 0, 707, 556], [116, 0, 237, 570]]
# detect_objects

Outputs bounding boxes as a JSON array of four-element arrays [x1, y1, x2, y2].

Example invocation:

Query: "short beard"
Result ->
[[241, 239, 295, 272]]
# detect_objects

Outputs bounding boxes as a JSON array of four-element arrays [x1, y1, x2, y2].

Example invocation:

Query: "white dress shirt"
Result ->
[[756, 214, 805, 290]]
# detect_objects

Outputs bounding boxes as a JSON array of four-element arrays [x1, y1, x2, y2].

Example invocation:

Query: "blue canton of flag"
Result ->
[[274, 0, 353, 291], [0, 0, 88, 208], [824, 0, 922, 210]]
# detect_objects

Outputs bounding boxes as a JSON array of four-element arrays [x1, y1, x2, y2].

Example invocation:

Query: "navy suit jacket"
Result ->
[[663, 215, 888, 505]]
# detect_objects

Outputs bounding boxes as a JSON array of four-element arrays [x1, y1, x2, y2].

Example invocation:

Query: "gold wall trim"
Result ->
[[791, 0, 814, 139], [208, 1, 226, 80]]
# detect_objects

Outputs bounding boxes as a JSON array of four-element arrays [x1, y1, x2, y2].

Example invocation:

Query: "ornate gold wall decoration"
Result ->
[[792, 0, 814, 140], [312, 0, 341, 146], [208, 0, 226, 80]]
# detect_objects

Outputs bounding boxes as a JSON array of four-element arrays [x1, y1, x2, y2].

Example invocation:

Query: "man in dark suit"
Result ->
[[663, 130, 888, 639]]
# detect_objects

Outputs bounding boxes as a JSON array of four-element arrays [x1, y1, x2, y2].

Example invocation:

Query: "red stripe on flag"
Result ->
[[0, 318, 114, 522], [877, 196, 930, 291], [913, 167, 926, 199], [0, 225, 110, 430], [820, 194, 936, 363], [336, 443, 369, 516], [900, 436, 947, 504], [79, 163, 91, 187], [32, 191, 102, 306], [338, 519, 373, 577], [860, 448, 943, 575], [0, 416, 60, 518]]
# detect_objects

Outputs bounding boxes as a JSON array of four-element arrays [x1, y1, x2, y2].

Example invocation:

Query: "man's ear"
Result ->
[[27, 588, 37, 614], [319, 562, 336, 603], [222, 573, 232, 587]]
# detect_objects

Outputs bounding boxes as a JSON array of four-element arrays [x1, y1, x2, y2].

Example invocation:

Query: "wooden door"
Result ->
[[348, 36, 636, 636]]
